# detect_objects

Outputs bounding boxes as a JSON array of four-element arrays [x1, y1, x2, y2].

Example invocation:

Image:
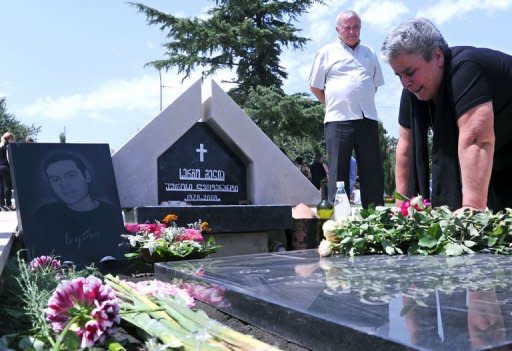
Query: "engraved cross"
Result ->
[[195, 143, 207, 162]]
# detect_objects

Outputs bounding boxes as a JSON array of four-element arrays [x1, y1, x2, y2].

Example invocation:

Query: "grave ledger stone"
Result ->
[[156, 251, 512, 351], [9, 143, 126, 266]]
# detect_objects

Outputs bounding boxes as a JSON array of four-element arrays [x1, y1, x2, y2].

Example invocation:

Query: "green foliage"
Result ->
[[131, 0, 324, 104], [0, 98, 40, 141], [328, 205, 512, 257], [242, 85, 325, 162], [59, 131, 66, 143]]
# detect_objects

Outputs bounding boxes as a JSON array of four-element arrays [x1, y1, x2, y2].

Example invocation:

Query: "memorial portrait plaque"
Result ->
[[9, 143, 126, 267], [158, 123, 247, 205]]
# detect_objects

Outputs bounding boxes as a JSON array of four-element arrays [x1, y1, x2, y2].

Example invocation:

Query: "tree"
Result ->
[[131, 0, 324, 104], [59, 131, 66, 143], [0, 97, 40, 141], [243, 86, 325, 161]]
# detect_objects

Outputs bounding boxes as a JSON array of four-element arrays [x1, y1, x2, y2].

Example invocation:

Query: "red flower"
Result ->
[[400, 201, 410, 216]]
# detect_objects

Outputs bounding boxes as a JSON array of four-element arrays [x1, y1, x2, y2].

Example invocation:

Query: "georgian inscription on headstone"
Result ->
[[158, 123, 247, 205]]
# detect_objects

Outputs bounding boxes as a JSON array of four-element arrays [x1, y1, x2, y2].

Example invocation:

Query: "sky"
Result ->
[[1, 0, 512, 151]]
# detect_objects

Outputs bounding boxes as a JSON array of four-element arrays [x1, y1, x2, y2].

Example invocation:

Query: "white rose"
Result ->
[[318, 239, 332, 257], [334, 216, 350, 226], [322, 220, 339, 242]]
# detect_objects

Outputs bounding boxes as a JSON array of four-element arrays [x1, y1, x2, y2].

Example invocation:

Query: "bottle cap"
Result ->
[[336, 181, 344, 188]]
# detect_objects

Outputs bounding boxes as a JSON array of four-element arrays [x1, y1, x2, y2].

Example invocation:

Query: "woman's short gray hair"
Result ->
[[381, 18, 448, 62]]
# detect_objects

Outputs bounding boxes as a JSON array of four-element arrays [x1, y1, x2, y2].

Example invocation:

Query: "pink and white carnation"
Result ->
[[29, 255, 61, 271], [400, 195, 432, 216], [45, 276, 120, 348]]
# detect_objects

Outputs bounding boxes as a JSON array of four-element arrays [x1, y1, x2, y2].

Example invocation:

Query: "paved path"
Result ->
[[0, 211, 18, 277]]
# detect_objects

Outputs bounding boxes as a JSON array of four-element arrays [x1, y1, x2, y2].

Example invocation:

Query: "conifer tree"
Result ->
[[131, 0, 323, 104]]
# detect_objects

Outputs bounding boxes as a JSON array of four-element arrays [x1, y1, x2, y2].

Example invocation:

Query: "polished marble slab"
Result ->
[[155, 250, 512, 351]]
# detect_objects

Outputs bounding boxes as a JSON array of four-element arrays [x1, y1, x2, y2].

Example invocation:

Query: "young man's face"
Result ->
[[46, 160, 91, 207]]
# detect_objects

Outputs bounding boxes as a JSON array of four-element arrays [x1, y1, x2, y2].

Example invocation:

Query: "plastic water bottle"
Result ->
[[333, 181, 351, 220]]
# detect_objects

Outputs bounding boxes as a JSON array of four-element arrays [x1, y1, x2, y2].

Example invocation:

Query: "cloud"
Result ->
[[20, 75, 161, 121], [418, 0, 512, 24], [358, 1, 410, 29], [19, 68, 237, 123], [303, 1, 339, 43], [304, 1, 410, 42]]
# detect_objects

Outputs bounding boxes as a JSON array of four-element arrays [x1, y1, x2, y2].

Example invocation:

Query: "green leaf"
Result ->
[[418, 234, 438, 248], [444, 243, 464, 256], [463, 240, 476, 248], [393, 191, 409, 201], [488, 236, 499, 247], [107, 340, 127, 351], [17, 336, 47, 351]]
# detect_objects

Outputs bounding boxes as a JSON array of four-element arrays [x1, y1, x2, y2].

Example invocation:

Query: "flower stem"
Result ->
[[53, 315, 80, 351]]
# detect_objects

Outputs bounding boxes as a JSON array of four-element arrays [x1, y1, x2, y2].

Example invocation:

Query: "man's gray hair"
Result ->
[[381, 18, 448, 62]]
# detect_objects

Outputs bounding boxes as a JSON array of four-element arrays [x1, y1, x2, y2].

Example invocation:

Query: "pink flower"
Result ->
[[126, 279, 195, 307], [400, 201, 410, 216], [177, 228, 203, 242], [29, 256, 61, 271], [180, 282, 226, 306], [45, 276, 120, 348], [125, 223, 141, 233], [423, 198, 432, 208], [144, 223, 166, 239], [125, 223, 167, 239]]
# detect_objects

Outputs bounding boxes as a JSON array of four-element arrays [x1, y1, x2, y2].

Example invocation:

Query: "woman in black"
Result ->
[[0, 132, 15, 209], [381, 18, 512, 211]]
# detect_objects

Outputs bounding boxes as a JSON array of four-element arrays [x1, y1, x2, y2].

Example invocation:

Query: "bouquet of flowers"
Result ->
[[122, 214, 220, 262], [1, 252, 277, 351], [318, 194, 512, 257]]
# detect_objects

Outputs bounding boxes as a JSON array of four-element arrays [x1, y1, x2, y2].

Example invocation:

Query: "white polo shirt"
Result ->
[[309, 40, 384, 123]]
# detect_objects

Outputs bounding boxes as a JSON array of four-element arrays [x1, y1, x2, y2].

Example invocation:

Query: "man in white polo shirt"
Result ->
[[309, 10, 384, 208]]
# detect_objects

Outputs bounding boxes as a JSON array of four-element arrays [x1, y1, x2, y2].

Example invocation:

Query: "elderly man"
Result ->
[[309, 10, 384, 208]]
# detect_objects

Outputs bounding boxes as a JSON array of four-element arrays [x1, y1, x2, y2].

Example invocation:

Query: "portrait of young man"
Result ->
[[9, 144, 125, 266]]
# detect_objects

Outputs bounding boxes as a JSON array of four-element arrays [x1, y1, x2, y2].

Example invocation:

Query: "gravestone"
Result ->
[[112, 79, 319, 207], [158, 123, 247, 205], [112, 79, 318, 256], [9, 143, 126, 266], [156, 251, 512, 351]]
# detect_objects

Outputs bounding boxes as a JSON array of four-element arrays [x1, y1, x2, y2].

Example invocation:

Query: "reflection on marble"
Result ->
[[155, 250, 512, 351]]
